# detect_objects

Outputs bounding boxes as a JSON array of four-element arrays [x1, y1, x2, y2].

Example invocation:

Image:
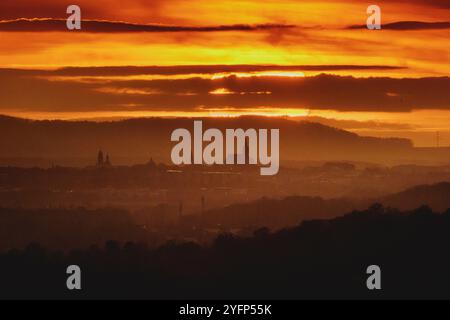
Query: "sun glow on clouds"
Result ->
[[209, 88, 272, 95], [209, 88, 235, 95], [0, 108, 311, 121], [211, 71, 305, 79], [0, 0, 450, 146], [95, 87, 162, 95], [44, 71, 306, 83], [197, 107, 310, 117]]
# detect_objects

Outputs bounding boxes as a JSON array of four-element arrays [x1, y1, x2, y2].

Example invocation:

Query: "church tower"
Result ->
[[105, 154, 111, 166], [97, 150, 104, 166]]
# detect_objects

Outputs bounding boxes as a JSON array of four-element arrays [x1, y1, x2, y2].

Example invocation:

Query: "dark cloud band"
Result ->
[[348, 21, 450, 30], [0, 71, 449, 113], [0, 18, 295, 33], [0, 65, 405, 77]]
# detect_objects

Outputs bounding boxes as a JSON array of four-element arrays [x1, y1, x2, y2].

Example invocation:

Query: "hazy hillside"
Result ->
[[0, 115, 414, 166], [198, 181, 450, 230], [201, 196, 355, 230], [380, 182, 450, 212]]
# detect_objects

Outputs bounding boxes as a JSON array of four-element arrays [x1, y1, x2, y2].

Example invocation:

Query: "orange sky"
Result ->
[[0, 0, 449, 146]]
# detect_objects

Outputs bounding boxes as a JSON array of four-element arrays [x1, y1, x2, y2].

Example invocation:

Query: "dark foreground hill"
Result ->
[[1, 204, 450, 299]]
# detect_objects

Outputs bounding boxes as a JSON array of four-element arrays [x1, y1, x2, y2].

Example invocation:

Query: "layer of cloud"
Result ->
[[349, 21, 450, 30], [0, 65, 404, 77], [393, 0, 450, 10], [0, 18, 294, 33], [4, 18, 450, 33], [1, 0, 448, 22], [1, 71, 449, 113], [306, 116, 416, 131], [0, 0, 170, 21]]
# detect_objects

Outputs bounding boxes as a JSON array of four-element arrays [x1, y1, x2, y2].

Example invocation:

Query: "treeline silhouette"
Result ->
[[0, 196, 357, 252], [0, 207, 152, 251], [1, 204, 450, 299]]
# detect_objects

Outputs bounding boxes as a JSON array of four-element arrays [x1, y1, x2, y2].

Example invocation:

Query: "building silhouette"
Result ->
[[97, 150, 104, 166], [97, 150, 112, 167], [105, 154, 111, 166]]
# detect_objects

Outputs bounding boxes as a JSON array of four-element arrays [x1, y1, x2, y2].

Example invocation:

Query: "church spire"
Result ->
[[97, 150, 104, 166]]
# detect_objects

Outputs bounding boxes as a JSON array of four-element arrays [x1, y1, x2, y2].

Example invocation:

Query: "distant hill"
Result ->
[[0, 115, 413, 167], [201, 195, 355, 230], [380, 182, 450, 212], [200, 181, 450, 230]]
